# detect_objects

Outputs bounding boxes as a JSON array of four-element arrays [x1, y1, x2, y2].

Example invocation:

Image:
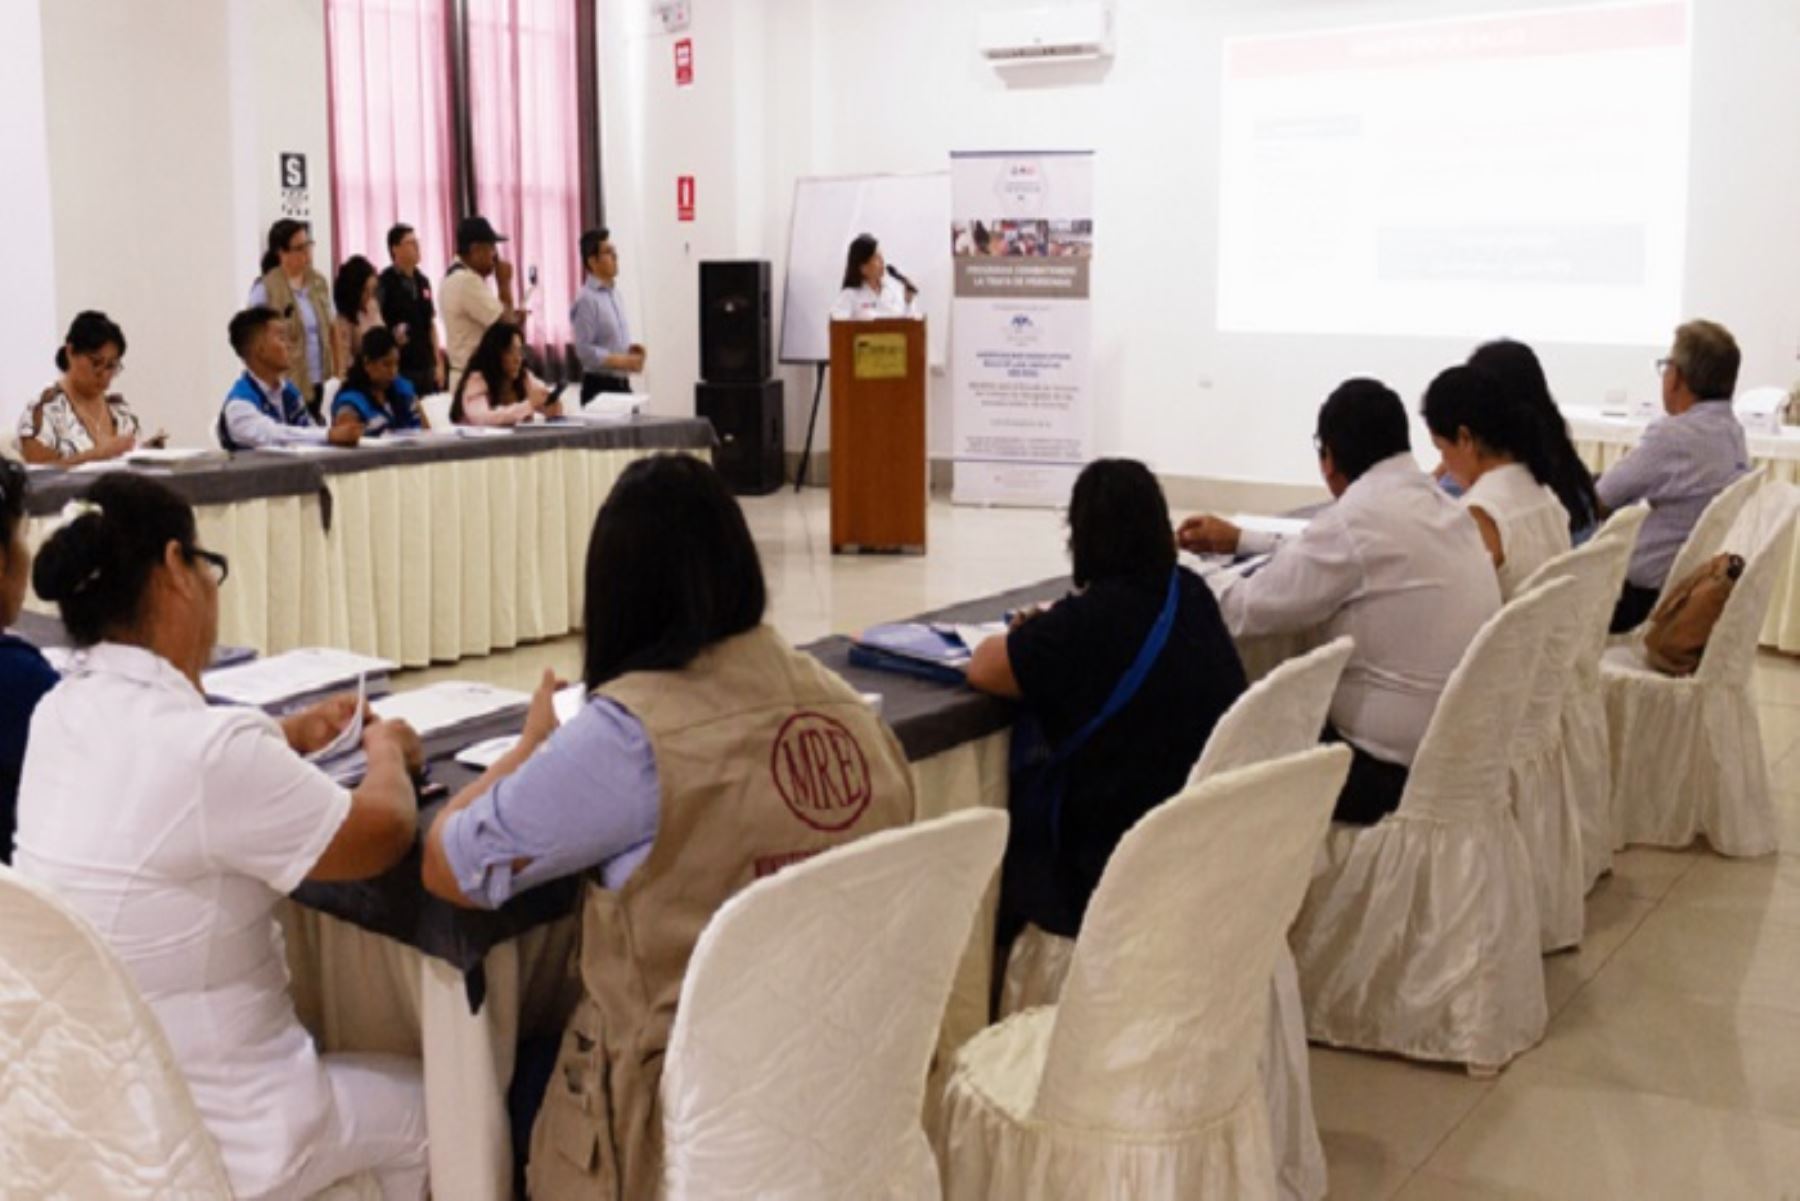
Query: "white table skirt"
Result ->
[[278, 733, 1011, 1201], [1566, 408, 1800, 653], [25, 447, 705, 667]]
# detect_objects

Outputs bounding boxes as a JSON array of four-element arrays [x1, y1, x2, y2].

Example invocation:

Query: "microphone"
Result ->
[[886, 264, 918, 292]]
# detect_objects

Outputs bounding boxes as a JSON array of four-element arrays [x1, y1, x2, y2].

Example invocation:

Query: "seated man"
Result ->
[[1180, 379, 1501, 825], [1597, 319, 1751, 632], [219, 306, 362, 450]]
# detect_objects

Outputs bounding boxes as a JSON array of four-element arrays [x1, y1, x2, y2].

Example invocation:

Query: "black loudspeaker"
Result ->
[[697, 380, 785, 495], [699, 260, 772, 383]]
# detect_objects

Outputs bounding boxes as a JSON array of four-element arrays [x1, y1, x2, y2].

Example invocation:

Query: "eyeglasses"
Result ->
[[1312, 434, 1325, 457], [188, 547, 230, 586], [1654, 356, 1675, 375], [286, 239, 314, 253], [81, 352, 124, 376]]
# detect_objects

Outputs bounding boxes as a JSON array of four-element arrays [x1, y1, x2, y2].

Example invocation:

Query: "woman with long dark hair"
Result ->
[[1467, 338, 1602, 541], [332, 326, 425, 435], [331, 253, 382, 368], [14, 473, 430, 1198], [421, 454, 915, 1197], [828, 232, 921, 321], [18, 311, 161, 466], [449, 320, 562, 426], [1423, 363, 1573, 598]]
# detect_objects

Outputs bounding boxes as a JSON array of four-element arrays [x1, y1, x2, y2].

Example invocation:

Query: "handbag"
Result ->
[[1642, 552, 1744, 676], [1001, 569, 1181, 937]]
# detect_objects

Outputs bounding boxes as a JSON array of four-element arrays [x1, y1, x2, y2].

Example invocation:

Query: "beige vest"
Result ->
[[260, 268, 339, 397], [528, 625, 916, 1200]]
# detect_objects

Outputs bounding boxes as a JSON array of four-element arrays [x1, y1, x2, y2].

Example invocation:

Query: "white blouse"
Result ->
[[829, 277, 920, 321], [13, 643, 351, 1200], [1464, 463, 1573, 599]]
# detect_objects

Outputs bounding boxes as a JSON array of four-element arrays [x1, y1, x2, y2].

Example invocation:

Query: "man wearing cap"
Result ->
[[441, 215, 520, 387]]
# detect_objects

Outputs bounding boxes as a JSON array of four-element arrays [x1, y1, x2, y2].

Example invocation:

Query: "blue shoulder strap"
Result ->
[[1051, 566, 1181, 767]]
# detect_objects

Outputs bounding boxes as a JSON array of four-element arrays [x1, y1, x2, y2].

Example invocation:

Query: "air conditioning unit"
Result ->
[[978, 2, 1114, 64]]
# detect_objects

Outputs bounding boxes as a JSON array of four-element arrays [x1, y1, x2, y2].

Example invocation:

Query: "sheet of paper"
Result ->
[[370, 681, 531, 737], [306, 673, 367, 768], [1228, 513, 1310, 540], [125, 447, 221, 464], [204, 648, 396, 708], [554, 684, 586, 725], [453, 426, 515, 439], [456, 735, 520, 771], [259, 443, 345, 456], [952, 622, 1008, 652]]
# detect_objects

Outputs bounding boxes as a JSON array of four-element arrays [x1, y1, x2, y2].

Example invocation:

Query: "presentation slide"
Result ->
[[1217, 2, 1690, 346]]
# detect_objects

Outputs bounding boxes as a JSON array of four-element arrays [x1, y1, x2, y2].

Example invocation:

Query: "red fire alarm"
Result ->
[[677, 175, 696, 222], [674, 38, 694, 87]]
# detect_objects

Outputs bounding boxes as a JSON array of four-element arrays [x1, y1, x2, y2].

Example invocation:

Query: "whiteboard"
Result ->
[[779, 172, 951, 366]]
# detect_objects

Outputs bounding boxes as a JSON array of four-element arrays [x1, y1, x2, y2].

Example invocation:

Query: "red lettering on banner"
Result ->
[[770, 711, 873, 831], [674, 38, 694, 87]]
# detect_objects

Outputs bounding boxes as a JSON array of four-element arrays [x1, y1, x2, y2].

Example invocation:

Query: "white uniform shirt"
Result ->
[[13, 643, 352, 1201], [829, 277, 920, 321], [1220, 454, 1502, 766], [441, 260, 506, 379], [1463, 462, 1572, 599]]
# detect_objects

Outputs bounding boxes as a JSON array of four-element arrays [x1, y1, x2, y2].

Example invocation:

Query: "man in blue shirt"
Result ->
[[218, 307, 362, 451], [570, 227, 646, 401]]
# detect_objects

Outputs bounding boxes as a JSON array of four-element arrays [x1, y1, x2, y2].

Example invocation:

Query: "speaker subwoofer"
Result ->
[[697, 380, 784, 495], [699, 260, 772, 383]]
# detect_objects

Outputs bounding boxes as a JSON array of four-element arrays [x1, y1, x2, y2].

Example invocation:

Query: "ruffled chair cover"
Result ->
[[997, 638, 1354, 1201], [1512, 542, 1621, 950], [1575, 505, 1652, 878], [1604, 508, 1798, 856], [937, 748, 1349, 1201], [1291, 580, 1572, 1071], [661, 809, 1007, 1201], [0, 866, 377, 1201], [1643, 466, 1766, 620]]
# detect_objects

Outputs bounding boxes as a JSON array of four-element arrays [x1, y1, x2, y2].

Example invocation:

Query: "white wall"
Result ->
[[34, 0, 332, 449], [1, 0, 58, 439], [610, 0, 1800, 487]]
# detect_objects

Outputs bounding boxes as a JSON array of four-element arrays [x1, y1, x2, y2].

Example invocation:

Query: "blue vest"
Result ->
[[218, 371, 312, 450]]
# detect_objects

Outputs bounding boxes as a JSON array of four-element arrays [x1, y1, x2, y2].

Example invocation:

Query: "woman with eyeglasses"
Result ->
[[17, 311, 163, 466], [250, 218, 339, 411], [0, 459, 56, 863], [13, 472, 433, 1200]]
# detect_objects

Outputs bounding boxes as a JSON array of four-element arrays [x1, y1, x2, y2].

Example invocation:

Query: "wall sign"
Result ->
[[278, 152, 310, 219], [653, 0, 691, 33], [677, 175, 696, 222], [674, 37, 694, 87]]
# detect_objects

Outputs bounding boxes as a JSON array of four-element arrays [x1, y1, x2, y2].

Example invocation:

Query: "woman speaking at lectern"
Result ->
[[829, 233, 922, 321]]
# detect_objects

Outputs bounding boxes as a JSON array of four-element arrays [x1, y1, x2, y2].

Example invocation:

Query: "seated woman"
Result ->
[[967, 458, 1247, 945], [18, 311, 160, 466], [1467, 338, 1602, 543], [13, 474, 430, 1200], [332, 254, 383, 368], [450, 321, 562, 427], [332, 327, 425, 436], [421, 454, 915, 1198], [1423, 364, 1573, 599], [0, 459, 56, 862]]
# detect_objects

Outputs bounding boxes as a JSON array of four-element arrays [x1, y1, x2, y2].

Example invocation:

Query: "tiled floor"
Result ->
[[398, 488, 1800, 1200]]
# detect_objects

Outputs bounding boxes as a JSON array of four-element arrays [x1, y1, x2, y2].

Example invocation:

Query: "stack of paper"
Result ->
[[1229, 514, 1310, 542], [204, 648, 396, 712], [306, 674, 369, 785], [565, 395, 643, 424], [371, 681, 532, 742], [453, 684, 586, 770], [125, 447, 227, 467]]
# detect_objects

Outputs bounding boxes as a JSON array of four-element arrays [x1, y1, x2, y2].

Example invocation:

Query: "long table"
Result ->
[[1565, 405, 1800, 653], [21, 419, 715, 668]]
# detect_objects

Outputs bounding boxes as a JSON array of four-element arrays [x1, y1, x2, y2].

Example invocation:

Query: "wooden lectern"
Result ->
[[829, 318, 927, 554]]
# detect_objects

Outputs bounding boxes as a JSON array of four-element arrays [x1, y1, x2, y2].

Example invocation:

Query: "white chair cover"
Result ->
[[937, 748, 1349, 1201], [1604, 508, 1799, 856], [1577, 504, 1651, 875], [418, 391, 454, 430], [661, 809, 1008, 1201], [1291, 580, 1572, 1070], [1511, 544, 1618, 950], [997, 639, 1354, 1201], [0, 866, 378, 1201]]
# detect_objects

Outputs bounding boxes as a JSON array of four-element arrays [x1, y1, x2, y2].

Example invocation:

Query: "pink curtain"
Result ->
[[466, 0, 584, 347], [325, 0, 459, 277]]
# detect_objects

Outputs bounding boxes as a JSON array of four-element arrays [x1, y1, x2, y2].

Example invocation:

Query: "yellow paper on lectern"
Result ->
[[852, 333, 908, 380]]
